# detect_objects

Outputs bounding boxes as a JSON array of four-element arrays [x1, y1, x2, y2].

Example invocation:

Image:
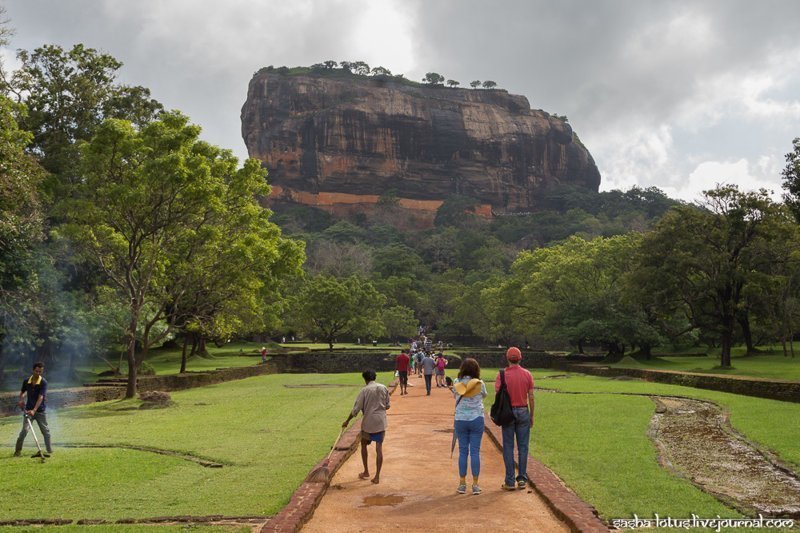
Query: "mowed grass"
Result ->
[[481, 369, 800, 522], [608, 349, 800, 382], [0, 372, 392, 521]]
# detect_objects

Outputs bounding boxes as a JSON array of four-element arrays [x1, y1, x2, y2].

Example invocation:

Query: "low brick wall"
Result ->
[[270, 350, 556, 374], [0, 386, 125, 416], [137, 361, 279, 391], [555, 362, 800, 403], [0, 361, 281, 417], [451, 350, 554, 369]]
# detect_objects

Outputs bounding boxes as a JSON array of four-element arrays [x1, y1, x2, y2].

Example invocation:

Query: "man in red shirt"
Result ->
[[395, 350, 410, 395], [494, 347, 534, 490]]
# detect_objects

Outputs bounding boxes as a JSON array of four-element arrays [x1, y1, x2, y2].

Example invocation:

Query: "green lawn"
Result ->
[[3, 367, 796, 529], [0, 372, 393, 522], [482, 369, 800, 524], [608, 352, 800, 381]]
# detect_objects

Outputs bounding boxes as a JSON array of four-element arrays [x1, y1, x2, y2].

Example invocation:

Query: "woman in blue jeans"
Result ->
[[449, 358, 487, 495]]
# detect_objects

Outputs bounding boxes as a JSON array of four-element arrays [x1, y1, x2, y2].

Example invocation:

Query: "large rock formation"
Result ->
[[241, 69, 600, 225]]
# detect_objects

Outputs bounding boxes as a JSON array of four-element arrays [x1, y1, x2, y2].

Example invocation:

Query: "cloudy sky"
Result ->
[[3, 0, 799, 202]]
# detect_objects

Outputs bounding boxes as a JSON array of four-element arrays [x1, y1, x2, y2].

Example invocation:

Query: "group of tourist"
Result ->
[[343, 346, 535, 494]]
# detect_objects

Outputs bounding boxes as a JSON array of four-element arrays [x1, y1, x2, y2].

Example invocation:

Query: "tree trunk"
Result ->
[[198, 336, 207, 356], [640, 344, 652, 359], [125, 310, 140, 398], [720, 320, 734, 368], [577, 339, 584, 354], [737, 313, 758, 355], [126, 339, 138, 398], [179, 335, 188, 373]]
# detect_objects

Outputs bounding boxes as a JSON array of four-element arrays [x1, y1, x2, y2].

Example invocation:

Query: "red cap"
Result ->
[[506, 347, 522, 362]]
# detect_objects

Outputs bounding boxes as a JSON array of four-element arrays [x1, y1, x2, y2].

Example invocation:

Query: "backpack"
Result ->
[[490, 369, 515, 427]]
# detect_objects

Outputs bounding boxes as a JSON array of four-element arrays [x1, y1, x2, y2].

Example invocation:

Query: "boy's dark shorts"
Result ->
[[398, 371, 408, 385], [360, 430, 385, 444]]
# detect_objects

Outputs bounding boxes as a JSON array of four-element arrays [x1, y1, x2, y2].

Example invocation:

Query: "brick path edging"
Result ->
[[483, 415, 609, 533], [260, 379, 399, 533]]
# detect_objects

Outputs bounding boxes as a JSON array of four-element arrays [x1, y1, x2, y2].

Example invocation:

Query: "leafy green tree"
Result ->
[[372, 243, 426, 279], [469, 80, 481, 88], [781, 137, 800, 223], [482, 80, 497, 89], [638, 186, 779, 367], [165, 155, 305, 372], [352, 61, 370, 76], [504, 234, 652, 355], [422, 72, 445, 85], [10, 44, 162, 186], [382, 305, 417, 343], [446, 79, 460, 88], [0, 95, 47, 374], [323, 60, 338, 69], [64, 111, 282, 397], [290, 275, 386, 350], [371, 66, 392, 77]]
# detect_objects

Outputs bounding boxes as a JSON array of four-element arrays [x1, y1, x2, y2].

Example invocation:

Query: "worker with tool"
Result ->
[[14, 362, 53, 458]]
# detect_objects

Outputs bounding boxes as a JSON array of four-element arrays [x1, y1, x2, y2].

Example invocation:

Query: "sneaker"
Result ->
[[472, 485, 482, 495], [456, 484, 467, 494], [501, 483, 516, 491], [517, 479, 527, 489]]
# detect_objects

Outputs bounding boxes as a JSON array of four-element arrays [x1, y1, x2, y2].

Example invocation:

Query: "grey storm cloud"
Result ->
[[3, 0, 800, 200]]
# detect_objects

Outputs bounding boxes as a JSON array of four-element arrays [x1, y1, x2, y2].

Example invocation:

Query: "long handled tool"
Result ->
[[307, 427, 347, 482], [23, 412, 49, 463]]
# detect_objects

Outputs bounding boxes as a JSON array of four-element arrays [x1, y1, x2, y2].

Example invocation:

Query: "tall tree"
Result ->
[[64, 111, 289, 397], [781, 137, 800, 223], [10, 44, 162, 193], [0, 95, 47, 374], [422, 72, 445, 85], [290, 275, 386, 350], [638, 186, 778, 367]]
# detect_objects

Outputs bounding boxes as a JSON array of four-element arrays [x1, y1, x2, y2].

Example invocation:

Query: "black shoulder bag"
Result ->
[[490, 368, 515, 427]]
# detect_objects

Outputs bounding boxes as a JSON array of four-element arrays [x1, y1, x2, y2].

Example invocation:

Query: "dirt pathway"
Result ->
[[301, 376, 569, 532]]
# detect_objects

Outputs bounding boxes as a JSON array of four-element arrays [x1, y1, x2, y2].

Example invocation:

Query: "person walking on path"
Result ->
[[14, 362, 53, 457], [495, 347, 534, 490], [434, 352, 447, 387], [449, 358, 487, 495], [396, 350, 410, 395], [343, 370, 391, 484], [421, 352, 436, 395]]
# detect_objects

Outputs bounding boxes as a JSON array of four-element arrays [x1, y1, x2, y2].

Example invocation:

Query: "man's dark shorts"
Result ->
[[398, 371, 408, 386], [360, 430, 385, 444]]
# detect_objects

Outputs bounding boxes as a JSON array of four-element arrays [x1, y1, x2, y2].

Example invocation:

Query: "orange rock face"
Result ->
[[241, 70, 601, 224]]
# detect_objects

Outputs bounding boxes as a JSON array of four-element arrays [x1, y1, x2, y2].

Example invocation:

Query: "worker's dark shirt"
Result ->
[[21, 376, 48, 412]]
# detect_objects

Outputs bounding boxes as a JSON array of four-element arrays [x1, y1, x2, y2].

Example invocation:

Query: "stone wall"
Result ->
[[555, 362, 800, 403], [269, 349, 556, 374], [0, 386, 125, 416], [0, 362, 281, 417]]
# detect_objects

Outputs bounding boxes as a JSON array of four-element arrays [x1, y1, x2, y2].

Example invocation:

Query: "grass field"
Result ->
[[0, 372, 392, 522], [483, 369, 800, 524], [2, 367, 797, 529], [607, 351, 800, 381]]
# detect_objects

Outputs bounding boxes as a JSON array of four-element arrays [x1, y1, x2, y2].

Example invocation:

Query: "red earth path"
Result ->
[[301, 375, 570, 532]]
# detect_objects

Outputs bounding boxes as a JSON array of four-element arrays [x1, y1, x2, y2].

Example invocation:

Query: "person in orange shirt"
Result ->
[[494, 347, 534, 490]]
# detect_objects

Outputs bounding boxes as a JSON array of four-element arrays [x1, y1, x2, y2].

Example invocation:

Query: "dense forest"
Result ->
[[2, 30, 800, 396]]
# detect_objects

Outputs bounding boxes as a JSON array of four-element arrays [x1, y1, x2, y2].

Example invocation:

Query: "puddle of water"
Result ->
[[362, 495, 405, 507]]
